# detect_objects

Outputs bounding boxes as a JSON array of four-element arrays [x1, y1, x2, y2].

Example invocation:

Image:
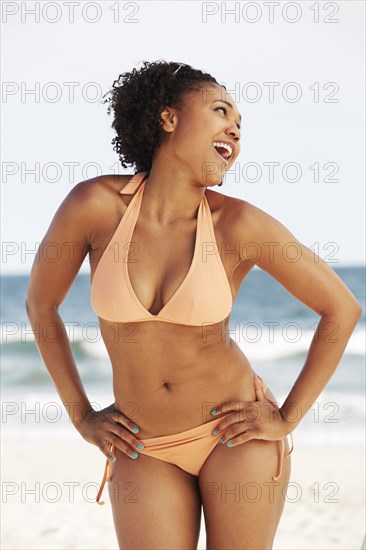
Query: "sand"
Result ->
[[1, 440, 364, 550]]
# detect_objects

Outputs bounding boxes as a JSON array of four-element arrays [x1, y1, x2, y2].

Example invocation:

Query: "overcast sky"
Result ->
[[2, 0, 365, 274]]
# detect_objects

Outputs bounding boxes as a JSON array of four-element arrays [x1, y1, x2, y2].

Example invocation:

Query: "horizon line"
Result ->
[[1, 263, 365, 277]]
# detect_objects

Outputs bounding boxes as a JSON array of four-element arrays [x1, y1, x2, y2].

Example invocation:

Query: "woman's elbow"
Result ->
[[352, 301, 363, 319]]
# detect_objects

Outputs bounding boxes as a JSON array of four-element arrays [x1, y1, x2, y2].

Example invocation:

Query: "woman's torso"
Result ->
[[88, 173, 258, 438]]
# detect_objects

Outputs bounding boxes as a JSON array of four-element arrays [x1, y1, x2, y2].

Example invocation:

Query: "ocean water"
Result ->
[[1, 266, 365, 445]]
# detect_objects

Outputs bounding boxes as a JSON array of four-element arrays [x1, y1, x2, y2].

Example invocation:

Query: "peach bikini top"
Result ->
[[91, 172, 233, 325]]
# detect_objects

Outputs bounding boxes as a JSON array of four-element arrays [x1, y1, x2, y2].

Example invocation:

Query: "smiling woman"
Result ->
[[100, 60, 241, 185], [25, 59, 362, 550]]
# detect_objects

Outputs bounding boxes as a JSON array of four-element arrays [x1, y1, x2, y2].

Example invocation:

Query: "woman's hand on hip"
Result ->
[[74, 403, 143, 462], [210, 376, 289, 447]]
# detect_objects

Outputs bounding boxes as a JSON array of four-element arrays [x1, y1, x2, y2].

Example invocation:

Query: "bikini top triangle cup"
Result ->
[[90, 172, 233, 326]]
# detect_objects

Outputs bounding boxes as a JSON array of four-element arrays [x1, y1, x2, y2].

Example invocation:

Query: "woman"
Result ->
[[25, 60, 362, 549]]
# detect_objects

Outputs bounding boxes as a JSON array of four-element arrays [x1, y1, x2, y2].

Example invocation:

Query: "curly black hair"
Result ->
[[101, 60, 222, 174]]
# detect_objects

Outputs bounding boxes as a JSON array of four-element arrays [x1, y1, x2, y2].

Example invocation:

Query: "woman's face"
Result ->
[[159, 83, 241, 187]]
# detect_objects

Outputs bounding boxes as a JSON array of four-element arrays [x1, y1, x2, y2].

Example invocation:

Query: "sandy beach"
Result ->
[[1, 439, 364, 550]]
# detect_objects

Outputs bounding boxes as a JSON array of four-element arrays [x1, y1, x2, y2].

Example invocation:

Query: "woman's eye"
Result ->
[[215, 106, 241, 130], [215, 106, 227, 115]]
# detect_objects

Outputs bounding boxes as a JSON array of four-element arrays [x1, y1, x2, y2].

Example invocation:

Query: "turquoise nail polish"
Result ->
[[220, 438, 224, 444], [137, 444, 144, 450], [226, 441, 232, 447], [211, 408, 217, 415], [133, 426, 139, 433], [131, 452, 138, 459], [212, 429, 217, 436]]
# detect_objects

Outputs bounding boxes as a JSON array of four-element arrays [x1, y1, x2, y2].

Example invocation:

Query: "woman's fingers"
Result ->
[[78, 405, 144, 461], [219, 427, 257, 447], [100, 434, 141, 461], [210, 375, 266, 417], [97, 428, 141, 462], [99, 440, 116, 462], [111, 407, 140, 434], [105, 408, 143, 458], [216, 406, 287, 446], [254, 374, 266, 401], [108, 424, 144, 455], [210, 400, 259, 420]]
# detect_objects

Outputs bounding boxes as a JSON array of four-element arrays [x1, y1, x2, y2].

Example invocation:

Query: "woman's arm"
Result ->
[[26, 177, 144, 466], [235, 201, 363, 435], [25, 179, 100, 427]]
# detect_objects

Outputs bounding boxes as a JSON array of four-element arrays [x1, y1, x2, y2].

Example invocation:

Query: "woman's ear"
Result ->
[[159, 107, 178, 133]]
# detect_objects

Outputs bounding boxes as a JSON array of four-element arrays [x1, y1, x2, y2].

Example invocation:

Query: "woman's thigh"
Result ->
[[198, 436, 292, 550], [108, 447, 202, 550]]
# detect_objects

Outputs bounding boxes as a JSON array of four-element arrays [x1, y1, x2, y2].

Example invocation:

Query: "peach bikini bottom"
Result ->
[[96, 375, 294, 504]]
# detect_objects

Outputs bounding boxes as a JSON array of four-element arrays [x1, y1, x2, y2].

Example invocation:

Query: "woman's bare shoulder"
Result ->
[[206, 187, 254, 209], [52, 174, 134, 240], [59, 174, 133, 222], [68, 174, 133, 203], [206, 188, 261, 232], [208, 189, 287, 240]]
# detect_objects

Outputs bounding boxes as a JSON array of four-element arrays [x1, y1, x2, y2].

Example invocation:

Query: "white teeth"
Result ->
[[213, 141, 233, 159]]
